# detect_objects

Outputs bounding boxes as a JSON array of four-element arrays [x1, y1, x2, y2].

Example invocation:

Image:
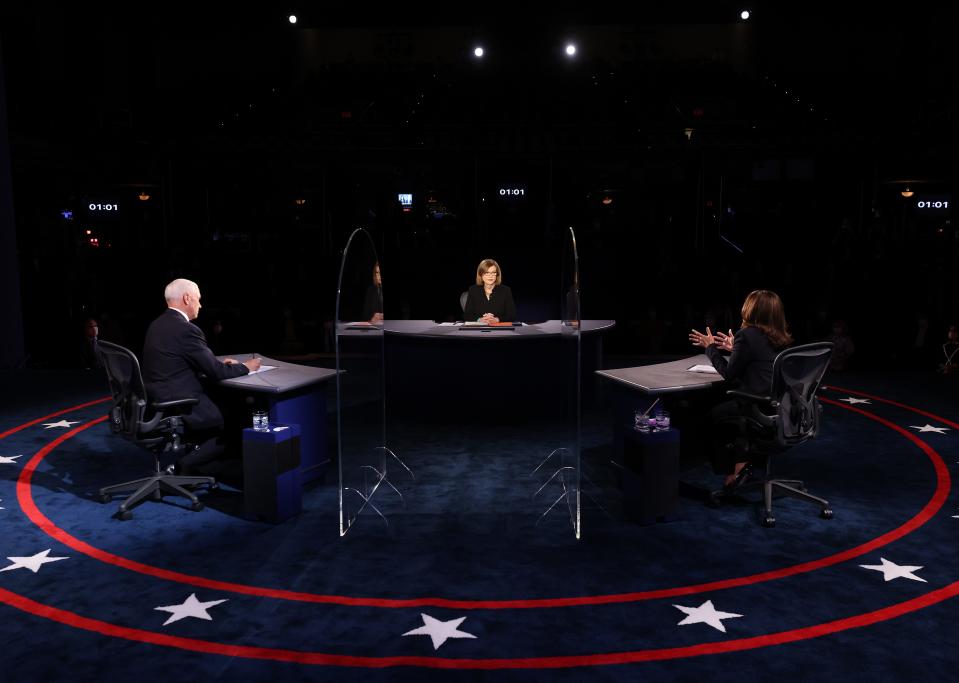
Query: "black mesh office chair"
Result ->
[[97, 341, 216, 520], [709, 342, 834, 527]]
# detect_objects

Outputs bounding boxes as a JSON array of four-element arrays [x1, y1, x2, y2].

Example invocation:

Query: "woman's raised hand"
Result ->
[[714, 328, 734, 352], [689, 326, 718, 348]]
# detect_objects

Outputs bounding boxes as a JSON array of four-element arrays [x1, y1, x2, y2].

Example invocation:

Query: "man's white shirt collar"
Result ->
[[169, 307, 191, 323]]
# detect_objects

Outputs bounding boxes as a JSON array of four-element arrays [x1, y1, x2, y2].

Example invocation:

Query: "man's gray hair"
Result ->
[[164, 278, 199, 303]]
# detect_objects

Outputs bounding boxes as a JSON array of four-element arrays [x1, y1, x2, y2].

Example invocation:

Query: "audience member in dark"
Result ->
[[78, 317, 102, 369], [205, 318, 230, 355], [939, 324, 959, 375], [689, 290, 793, 487], [96, 310, 126, 346], [905, 311, 934, 369], [828, 319, 855, 371]]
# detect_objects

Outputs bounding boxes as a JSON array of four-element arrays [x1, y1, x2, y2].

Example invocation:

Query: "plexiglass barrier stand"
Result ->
[[335, 228, 412, 536], [531, 226, 582, 539]]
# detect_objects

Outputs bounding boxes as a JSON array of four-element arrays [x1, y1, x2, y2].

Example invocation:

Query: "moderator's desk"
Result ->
[[218, 355, 336, 484], [596, 355, 726, 523], [384, 319, 616, 339], [383, 320, 615, 417]]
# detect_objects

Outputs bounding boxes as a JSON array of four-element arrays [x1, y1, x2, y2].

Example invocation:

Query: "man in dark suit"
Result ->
[[142, 278, 261, 474]]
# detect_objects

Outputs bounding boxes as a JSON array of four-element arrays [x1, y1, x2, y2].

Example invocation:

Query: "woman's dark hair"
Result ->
[[741, 290, 792, 349]]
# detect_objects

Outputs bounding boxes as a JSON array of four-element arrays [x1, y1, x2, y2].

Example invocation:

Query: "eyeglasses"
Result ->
[[482, 271, 498, 277]]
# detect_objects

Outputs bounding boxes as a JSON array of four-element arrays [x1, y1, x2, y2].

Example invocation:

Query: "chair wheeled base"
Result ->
[[709, 460, 833, 528], [99, 459, 216, 520]]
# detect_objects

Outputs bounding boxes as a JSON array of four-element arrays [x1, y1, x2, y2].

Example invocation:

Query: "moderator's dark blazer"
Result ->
[[704, 325, 780, 395], [362, 285, 383, 320], [464, 284, 517, 322], [142, 309, 248, 429]]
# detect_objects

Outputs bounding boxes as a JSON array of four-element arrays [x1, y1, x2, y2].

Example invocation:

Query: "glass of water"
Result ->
[[634, 410, 650, 433], [253, 410, 269, 432], [655, 409, 670, 431]]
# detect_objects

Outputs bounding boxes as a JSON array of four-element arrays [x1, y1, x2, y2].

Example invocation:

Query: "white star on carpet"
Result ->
[[860, 557, 927, 582], [0, 549, 68, 573], [673, 599, 743, 633], [0, 454, 23, 465], [41, 420, 81, 429], [154, 593, 228, 626], [839, 397, 871, 405], [909, 424, 950, 434], [402, 613, 477, 650]]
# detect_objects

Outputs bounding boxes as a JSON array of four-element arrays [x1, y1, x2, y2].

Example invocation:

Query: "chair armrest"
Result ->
[[151, 398, 199, 411], [726, 389, 779, 409]]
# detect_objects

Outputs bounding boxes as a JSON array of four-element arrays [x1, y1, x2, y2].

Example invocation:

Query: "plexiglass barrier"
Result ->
[[531, 226, 582, 538], [335, 228, 410, 536]]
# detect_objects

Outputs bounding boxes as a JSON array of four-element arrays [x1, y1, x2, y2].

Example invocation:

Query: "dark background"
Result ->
[[1, 1, 955, 369]]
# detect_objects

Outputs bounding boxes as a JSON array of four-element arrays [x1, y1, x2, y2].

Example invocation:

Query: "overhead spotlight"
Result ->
[[288, 15, 297, 24], [565, 44, 577, 57], [137, 191, 150, 201], [901, 187, 914, 198], [473, 46, 484, 58], [740, 10, 750, 20], [601, 195, 613, 206]]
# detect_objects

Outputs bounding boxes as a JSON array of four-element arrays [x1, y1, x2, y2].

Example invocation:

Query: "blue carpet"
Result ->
[[0, 368, 958, 681]]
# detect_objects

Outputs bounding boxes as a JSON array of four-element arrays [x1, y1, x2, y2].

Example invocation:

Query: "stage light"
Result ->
[[137, 191, 150, 201], [901, 187, 914, 198], [565, 44, 577, 57], [740, 10, 750, 20], [288, 15, 297, 24], [601, 195, 613, 205], [294, 198, 306, 206], [473, 46, 484, 58]]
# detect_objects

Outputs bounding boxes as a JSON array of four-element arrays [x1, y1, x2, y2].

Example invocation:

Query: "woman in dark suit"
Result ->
[[689, 289, 793, 486], [464, 258, 517, 322], [361, 262, 384, 323]]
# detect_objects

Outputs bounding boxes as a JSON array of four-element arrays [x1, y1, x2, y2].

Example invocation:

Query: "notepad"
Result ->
[[248, 365, 278, 375], [687, 364, 718, 374]]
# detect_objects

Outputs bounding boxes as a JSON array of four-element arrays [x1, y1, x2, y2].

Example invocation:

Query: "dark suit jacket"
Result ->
[[464, 284, 517, 322], [705, 325, 780, 395], [362, 285, 383, 320], [142, 309, 248, 430]]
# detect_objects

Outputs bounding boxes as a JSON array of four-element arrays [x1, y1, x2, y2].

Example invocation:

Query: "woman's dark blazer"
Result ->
[[704, 325, 780, 395], [464, 284, 517, 322]]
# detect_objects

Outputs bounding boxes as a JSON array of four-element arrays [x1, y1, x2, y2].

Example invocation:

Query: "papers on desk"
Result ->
[[249, 365, 278, 375], [686, 364, 719, 374]]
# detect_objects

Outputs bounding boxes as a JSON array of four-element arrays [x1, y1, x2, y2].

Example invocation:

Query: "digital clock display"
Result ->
[[498, 187, 526, 197], [87, 203, 119, 212], [916, 200, 949, 209]]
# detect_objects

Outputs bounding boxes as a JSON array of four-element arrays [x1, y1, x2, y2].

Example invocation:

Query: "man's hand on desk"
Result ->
[[243, 358, 262, 372]]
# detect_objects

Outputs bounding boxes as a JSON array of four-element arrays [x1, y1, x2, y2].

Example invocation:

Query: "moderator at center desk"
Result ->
[[383, 320, 615, 417], [216, 354, 336, 484]]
